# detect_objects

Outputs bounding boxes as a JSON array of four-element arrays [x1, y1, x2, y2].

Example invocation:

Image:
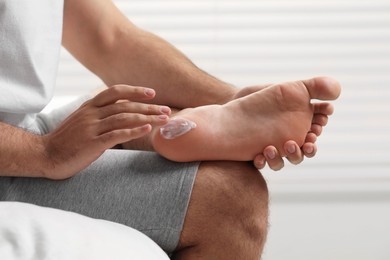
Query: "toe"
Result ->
[[314, 102, 334, 115], [305, 132, 317, 143], [312, 114, 328, 126], [310, 124, 323, 136], [302, 77, 342, 101]]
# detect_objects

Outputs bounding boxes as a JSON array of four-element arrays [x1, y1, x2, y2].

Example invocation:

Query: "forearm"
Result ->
[[103, 29, 236, 108], [63, 0, 236, 109], [0, 122, 50, 178]]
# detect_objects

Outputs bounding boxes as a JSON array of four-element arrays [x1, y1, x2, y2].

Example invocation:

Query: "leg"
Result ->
[[152, 77, 341, 162], [173, 161, 269, 259], [0, 149, 199, 253]]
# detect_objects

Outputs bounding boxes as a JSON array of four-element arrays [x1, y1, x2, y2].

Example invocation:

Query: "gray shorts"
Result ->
[[0, 96, 200, 253]]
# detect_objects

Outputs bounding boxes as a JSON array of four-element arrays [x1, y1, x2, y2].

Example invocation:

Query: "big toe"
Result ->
[[302, 77, 342, 101]]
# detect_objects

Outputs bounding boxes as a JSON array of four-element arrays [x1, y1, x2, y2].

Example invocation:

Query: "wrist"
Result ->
[[35, 135, 57, 179]]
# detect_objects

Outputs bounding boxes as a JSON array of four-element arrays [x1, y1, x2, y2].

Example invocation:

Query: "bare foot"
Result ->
[[234, 82, 332, 170], [152, 77, 341, 162]]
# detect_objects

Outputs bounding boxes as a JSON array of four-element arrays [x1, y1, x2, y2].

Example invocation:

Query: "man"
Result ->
[[0, 0, 340, 259]]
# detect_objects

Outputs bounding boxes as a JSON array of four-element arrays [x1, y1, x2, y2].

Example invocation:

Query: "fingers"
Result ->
[[98, 113, 169, 135], [98, 101, 171, 119], [92, 85, 156, 107], [253, 154, 266, 170], [70, 84, 173, 151], [256, 139, 317, 171], [284, 141, 317, 163], [98, 124, 153, 147], [302, 142, 317, 158], [284, 141, 304, 165], [86, 84, 172, 136], [263, 146, 284, 171], [255, 143, 303, 171]]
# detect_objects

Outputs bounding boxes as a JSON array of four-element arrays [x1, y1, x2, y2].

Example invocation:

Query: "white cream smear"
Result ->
[[160, 118, 197, 139]]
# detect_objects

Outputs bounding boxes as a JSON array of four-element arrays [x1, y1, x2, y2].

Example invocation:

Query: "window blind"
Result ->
[[55, 0, 390, 176]]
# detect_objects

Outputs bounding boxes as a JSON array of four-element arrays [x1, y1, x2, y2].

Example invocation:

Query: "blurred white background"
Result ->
[[53, 0, 390, 259]]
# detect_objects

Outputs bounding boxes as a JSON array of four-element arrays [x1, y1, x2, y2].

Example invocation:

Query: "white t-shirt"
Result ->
[[0, 202, 169, 260], [0, 0, 63, 127]]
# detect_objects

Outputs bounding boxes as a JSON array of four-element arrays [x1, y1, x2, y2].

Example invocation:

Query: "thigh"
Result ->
[[0, 149, 199, 253]]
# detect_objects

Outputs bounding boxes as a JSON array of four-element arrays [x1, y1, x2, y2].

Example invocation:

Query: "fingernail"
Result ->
[[256, 157, 265, 167], [144, 88, 155, 97], [287, 144, 296, 154], [258, 157, 265, 164], [305, 146, 314, 154], [158, 115, 169, 120], [266, 149, 276, 160], [141, 124, 152, 131], [160, 118, 197, 139], [160, 106, 171, 115]]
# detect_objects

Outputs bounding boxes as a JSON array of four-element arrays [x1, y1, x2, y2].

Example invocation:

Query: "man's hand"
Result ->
[[252, 141, 317, 171], [41, 85, 171, 180], [60, 0, 323, 172]]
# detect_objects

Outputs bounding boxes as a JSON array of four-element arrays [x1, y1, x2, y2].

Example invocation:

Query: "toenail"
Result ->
[[287, 145, 296, 154], [266, 149, 276, 160]]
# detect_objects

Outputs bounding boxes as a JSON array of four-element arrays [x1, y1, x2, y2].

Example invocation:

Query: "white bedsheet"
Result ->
[[0, 202, 169, 260]]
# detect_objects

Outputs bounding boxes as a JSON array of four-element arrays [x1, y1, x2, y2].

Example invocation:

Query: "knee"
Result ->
[[213, 161, 269, 239], [192, 161, 269, 244]]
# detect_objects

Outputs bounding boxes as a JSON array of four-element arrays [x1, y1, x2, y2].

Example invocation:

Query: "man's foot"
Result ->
[[233, 82, 334, 170], [152, 77, 341, 162]]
